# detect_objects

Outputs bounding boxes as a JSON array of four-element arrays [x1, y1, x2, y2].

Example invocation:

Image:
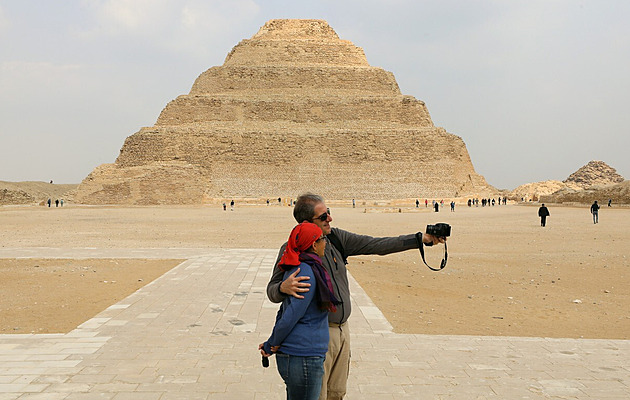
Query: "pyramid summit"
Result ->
[[74, 19, 493, 205]]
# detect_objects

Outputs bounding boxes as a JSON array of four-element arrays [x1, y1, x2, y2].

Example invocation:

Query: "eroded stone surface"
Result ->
[[74, 19, 493, 204]]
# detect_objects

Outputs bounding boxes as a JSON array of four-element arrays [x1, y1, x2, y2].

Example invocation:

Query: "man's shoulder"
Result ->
[[330, 227, 354, 237]]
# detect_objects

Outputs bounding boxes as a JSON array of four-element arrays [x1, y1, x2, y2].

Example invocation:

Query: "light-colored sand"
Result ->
[[0, 203, 628, 339], [0, 258, 180, 334]]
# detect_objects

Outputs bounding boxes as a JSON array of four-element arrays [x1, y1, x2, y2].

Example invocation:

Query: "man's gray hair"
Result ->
[[293, 193, 324, 223]]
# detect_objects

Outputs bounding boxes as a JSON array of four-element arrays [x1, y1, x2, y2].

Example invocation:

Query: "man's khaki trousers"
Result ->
[[319, 322, 350, 400]]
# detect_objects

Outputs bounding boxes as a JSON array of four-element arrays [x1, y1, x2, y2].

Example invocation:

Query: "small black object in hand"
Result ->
[[262, 355, 269, 368], [426, 223, 451, 238]]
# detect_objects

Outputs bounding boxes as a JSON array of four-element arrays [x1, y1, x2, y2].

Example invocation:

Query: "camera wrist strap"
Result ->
[[415, 232, 448, 271]]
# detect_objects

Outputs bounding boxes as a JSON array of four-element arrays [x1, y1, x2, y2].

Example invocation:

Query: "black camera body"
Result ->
[[426, 223, 451, 238]]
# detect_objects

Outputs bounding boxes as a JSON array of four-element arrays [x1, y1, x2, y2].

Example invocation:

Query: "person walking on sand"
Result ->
[[260, 222, 338, 400], [538, 203, 550, 227], [590, 201, 600, 224]]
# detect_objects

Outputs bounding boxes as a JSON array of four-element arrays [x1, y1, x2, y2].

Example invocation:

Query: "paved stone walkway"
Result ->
[[0, 248, 628, 399]]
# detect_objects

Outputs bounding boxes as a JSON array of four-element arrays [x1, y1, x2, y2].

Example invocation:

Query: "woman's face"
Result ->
[[312, 236, 326, 257]]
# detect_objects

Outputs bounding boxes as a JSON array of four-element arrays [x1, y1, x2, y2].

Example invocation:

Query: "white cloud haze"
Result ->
[[1, 0, 628, 189]]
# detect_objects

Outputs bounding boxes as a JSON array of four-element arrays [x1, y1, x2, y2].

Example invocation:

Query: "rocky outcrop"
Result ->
[[516, 161, 629, 205], [509, 180, 568, 202], [563, 160, 624, 189], [74, 19, 494, 205], [540, 180, 630, 204]]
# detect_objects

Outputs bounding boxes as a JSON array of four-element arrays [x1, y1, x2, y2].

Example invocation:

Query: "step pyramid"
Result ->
[[74, 19, 493, 204]]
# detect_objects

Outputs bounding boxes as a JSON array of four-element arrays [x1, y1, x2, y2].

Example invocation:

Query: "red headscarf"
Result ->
[[278, 222, 323, 269]]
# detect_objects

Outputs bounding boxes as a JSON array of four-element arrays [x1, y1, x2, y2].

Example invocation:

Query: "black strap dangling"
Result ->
[[415, 232, 448, 271]]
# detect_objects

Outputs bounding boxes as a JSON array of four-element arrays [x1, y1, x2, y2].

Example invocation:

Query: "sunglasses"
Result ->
[[313, 209, 331, 222], [315, 236, 326, 242]]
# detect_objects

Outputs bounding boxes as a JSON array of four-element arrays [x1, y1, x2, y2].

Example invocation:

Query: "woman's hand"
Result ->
[[258, 342, 279, 357]]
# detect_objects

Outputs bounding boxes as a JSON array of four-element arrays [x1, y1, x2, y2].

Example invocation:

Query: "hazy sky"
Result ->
[[1, 1, 628, 189]]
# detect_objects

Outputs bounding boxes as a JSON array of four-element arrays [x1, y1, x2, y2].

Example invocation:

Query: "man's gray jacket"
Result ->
[[266, 227, 419, 325]]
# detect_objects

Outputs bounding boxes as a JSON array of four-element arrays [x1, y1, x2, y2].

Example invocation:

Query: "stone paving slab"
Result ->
[[0, 248, 629, 399]]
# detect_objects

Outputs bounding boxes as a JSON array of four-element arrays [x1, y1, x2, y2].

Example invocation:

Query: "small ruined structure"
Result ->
[[527, 160, 628, 204], [74, 19, 493, 204], [563, 160, 625, 189]]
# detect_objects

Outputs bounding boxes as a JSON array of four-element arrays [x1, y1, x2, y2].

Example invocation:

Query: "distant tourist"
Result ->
[[425, 199, 428, 207], [47, 198, 51, 207], [222, 202, 226, 211], [590, 201, 600, 224], [230, 200, 235, 211], [60, 199, 64, 207], [608, 199, 612, 207], [538, 204, 550, 227], [415, 199, 419, 208], [434, 201, 439, 212], [352, 199, 355, 208], [450, 201, 455, 212], [267, 199, 270, 206], [55, 199, 59, 207], [278, 197, 281, 204]]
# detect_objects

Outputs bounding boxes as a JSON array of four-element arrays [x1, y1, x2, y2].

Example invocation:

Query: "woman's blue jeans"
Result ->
[[276, 354, 325, 400]]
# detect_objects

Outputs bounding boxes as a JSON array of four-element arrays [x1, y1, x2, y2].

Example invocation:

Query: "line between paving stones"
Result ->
[[0, 248, 628, 399]]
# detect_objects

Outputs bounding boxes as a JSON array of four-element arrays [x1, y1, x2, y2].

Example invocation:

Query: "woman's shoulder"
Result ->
[[297, 261, 315, 275], [282, 262, 314, 278]]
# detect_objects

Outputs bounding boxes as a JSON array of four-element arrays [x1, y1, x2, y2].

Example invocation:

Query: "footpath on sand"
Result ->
[[0, 247, 628, 399]]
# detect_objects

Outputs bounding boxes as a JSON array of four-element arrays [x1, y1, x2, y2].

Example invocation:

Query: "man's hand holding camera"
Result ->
[[422, 232, 447, 246]]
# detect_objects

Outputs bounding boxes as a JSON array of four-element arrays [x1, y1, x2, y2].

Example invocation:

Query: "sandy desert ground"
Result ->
[[0, 202, 628, 339]]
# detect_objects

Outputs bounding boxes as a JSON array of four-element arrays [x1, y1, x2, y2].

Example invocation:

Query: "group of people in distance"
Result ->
[[259, 193, 445, 399], [46, 198, 63, 207]]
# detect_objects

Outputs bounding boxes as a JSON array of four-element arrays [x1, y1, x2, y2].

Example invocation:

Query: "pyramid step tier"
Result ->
[[224, 39, 369, 67], [190, 66, 401, 95], [156, 96, 433, 126]]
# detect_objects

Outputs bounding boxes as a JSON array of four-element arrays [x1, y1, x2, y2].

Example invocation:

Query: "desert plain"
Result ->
[[0, 201, 628, 339]]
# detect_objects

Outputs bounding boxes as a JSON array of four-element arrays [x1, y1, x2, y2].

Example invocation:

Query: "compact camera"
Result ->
[[426, 223, 451, 238]]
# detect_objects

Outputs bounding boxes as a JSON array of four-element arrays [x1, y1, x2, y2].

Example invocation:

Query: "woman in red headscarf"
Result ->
[[259, 222, 338, 399]]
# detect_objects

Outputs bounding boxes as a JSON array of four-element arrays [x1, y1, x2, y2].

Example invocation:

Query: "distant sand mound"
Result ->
[[509, 180, 568, 202], [0, 181, 78, 206]]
